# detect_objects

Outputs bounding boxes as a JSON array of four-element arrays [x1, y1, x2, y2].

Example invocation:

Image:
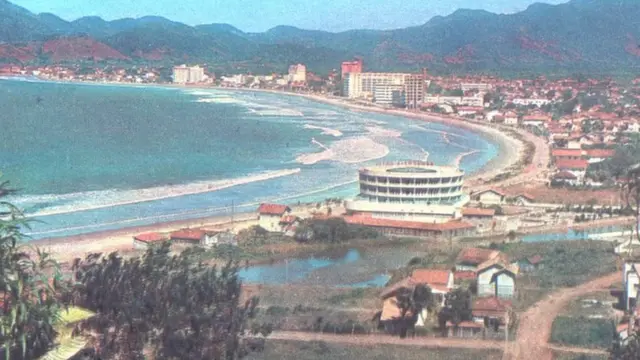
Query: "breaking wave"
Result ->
[[303, 124, 343, 137], [16, 169, 301, 218], [296, 137, 389, 165]]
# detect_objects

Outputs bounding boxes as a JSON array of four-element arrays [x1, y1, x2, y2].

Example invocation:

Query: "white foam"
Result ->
[[366, 126, 402, 138], [304, 124, 343, 137], [21, 169, 301, 218], [296, 137, 389, 165]]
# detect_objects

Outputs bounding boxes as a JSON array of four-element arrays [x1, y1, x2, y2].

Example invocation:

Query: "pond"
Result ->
[[238, 247, 417, 287], [521, 224, 631, 242]]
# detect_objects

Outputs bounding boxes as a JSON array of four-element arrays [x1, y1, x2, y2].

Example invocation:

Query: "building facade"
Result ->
[[172, 65, 204, 84], [341, 58, 363, 78], [373, 83, 405, 107], [461, 83, 492, 91], [405, 74, 425, 109], [288, 64, 307, 83], [345, 160, 468, 223], [344, 72, 410, 100]]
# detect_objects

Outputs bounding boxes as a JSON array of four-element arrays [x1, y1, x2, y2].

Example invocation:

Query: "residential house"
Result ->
[[379, 269, 454, 331], [552, 171, 579, 186], [133, 232, 169, 250], [512, 193, 536, 206], [461, 207, 496, 233], [585, 149, 615, 164], [521, 115, 550, 128], [567, 135, 593, 149], [455, 248, 507, 272], [472, 297, 512, 331], [551, 148, 583, 161], [201, 230, 238, 247], [472, 189, 506, 205], [279, 215, 300, 237], [555, 158, 589, 181], [477, 260, 518, 299], [170, 229, 207, 245], [457, 106, 483, 116], [518, 255, 544, 272], [257, 203, 291, 232], [504, 112, 518, 125]]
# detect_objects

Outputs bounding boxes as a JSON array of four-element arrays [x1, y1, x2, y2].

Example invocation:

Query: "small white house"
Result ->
[[257, 203, 291, 232], [472, 189, 506, 205], [477, 262, 518, 299], [504, 112, 519, 125], [203, 231, 237, 247]]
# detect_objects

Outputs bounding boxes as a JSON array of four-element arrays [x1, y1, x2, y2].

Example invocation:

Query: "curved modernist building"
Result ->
[[345, 161, 469, 223]]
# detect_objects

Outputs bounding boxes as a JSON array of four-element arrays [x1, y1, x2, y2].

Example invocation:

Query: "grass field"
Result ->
[[550, 316, 616, 349], [245, 340, 503, 360]]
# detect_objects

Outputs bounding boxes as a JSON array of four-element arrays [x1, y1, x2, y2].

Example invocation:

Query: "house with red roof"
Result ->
[[133, 232, 169, 250], [512, 193, 536, 206], [341, 215, 476, 239], [472, 297, 513, 329], [551, 148, 584, 161], [379, 268, 454, 331], [455, 248, 508, 272], [461, 207, 496, 233], [555, 158, 589, 182], [257, 203, 291, 232], [170, 229, 207, 245]]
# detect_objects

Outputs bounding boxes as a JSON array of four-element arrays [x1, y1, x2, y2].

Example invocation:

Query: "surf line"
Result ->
[[311, 137, 330, 151]]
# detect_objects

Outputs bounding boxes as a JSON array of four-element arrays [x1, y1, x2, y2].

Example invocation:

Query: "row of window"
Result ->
[[361, 185, 463, 195], [359, 174, 463, 185], [362, 196, 462, 204]]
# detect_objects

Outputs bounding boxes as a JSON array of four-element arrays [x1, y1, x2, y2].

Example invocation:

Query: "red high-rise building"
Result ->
[[341, 58, 363, 78]]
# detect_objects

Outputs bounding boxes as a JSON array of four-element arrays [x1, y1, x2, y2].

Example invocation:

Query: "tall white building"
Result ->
[[288, 64, 307, 83], [344, 72, 410, 100], [373, 83, 405, 106], [173, 65, 205, 84]]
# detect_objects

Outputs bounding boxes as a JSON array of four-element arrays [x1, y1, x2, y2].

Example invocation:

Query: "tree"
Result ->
[[439, 288, 472, 331], [0, 178, 70, 360], [71, 243, 269, 359], [395, 284, 434, 338]]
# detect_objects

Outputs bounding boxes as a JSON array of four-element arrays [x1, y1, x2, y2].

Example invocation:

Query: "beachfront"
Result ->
[[20, 84, 542, 263]]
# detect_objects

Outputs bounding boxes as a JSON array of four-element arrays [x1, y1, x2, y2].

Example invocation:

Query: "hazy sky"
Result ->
[[13, 0, 568, 32]]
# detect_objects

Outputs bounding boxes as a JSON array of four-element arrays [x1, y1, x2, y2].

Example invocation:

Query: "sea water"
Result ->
[[0, 79, 499, 239]]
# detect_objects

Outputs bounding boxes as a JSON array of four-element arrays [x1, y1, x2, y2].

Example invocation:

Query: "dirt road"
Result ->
[[507, 272, 620, 360]]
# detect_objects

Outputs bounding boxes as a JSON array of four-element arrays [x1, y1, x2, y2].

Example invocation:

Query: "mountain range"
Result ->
[[1, 0, 640, 75]]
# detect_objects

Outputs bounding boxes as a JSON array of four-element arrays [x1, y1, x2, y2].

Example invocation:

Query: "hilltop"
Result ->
[[0, 0, 639, 74]]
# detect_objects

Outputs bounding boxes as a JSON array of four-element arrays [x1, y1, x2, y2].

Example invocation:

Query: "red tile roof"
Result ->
[[551, 148, 583, 157], [462, 207, 496, 217], [170, 229, 206, 241], [411, 269, 451, 287], [585, 149, 615, 158], [134, 232, 166, 243], [472, 297, 512, 316], [516, 193, 536, 201], [454, 271, 477, 281], [343, 216, 475, 232], [555, 158, 589, 170], [617, 323, 630, 333], [456, 248, 500, 265], [258, 203, 290, 215]]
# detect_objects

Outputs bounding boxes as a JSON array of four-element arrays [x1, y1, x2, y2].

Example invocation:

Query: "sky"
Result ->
[[13, 0, 568, 32]]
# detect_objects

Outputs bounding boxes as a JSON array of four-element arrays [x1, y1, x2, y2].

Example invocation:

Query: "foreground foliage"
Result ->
[[0, 178, 70, 360], [71, 244, 270, 359], [550, 316, 615, 349]]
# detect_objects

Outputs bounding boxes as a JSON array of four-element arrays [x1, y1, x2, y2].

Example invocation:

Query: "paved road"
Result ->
[[506, 272, 619, 360]]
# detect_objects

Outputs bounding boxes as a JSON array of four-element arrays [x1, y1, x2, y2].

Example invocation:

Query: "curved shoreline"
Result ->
[[7, 80, 548, 261]]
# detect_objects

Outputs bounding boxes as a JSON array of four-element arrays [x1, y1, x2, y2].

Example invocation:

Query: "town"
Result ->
[[3, 53, 640, 360]]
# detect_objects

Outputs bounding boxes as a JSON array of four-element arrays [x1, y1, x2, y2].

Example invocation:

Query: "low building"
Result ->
[[518, 255, 544, 273], [445, 321, 484, 338], [512, 193, 536, 206], [552, 171, 579, 186], [133, 232, 169, 250], [455, 248, 507, 272], [461, 207, 496, 233], [555, 158, 589, 180], [472, 189, 506, 205], [257, 203, 291, 232], [472, 297, 512, 329], [170, 229, 207, 245], [203, 231, 237, 247], [504, 112, 518, 125], [477, 261, 518, 299], [279, 215, 300, 237], [343, 215, 475, 240]]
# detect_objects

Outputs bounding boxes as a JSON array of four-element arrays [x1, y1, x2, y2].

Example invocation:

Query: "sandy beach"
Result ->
[[21, 82, 547, 262]]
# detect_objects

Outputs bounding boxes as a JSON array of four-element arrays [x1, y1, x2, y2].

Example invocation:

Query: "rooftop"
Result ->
[[361, 161, 463, 177]]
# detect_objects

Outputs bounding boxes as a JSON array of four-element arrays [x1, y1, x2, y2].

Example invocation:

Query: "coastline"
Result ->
[[11, 79, 546, 261]]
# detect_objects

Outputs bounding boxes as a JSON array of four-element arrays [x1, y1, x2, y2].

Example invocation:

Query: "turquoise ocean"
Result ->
[[0, 78, 499, 240]]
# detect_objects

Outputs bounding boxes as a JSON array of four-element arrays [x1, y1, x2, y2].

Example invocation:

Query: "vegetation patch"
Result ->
[[550, 316, 615, 349]]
